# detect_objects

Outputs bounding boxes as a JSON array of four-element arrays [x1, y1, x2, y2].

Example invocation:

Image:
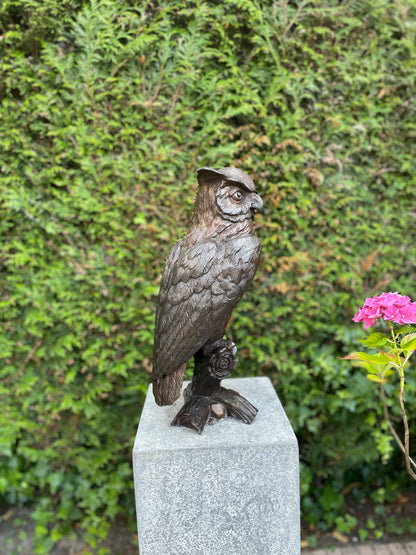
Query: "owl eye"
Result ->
[[230, 189, 244, 202]]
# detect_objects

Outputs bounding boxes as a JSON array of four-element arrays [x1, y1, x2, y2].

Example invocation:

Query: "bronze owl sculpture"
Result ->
[[152, 166, 263, 433]]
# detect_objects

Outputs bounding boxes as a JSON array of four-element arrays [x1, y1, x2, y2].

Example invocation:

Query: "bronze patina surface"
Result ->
[[152, 167, 262, 433]]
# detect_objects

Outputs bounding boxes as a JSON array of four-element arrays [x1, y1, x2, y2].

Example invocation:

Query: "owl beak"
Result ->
[[250, 193, 263, 213]]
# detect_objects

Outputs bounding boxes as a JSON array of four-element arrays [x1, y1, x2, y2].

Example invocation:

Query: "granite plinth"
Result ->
[[132, 376, 300, 555]]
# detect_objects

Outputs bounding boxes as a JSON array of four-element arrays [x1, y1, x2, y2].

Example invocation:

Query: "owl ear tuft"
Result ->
[[197, 166, 256, 192], [196, 167, 224, 188]]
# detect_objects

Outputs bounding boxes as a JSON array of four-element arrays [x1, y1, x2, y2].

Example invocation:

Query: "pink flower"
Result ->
[[353, 292, 416, 328]]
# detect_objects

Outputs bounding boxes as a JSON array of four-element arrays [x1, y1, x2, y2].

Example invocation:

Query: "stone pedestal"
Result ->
[[132, 377, 300, 555]]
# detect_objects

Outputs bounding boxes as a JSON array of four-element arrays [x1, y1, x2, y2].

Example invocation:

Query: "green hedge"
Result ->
[[1, 0, 416, 550]]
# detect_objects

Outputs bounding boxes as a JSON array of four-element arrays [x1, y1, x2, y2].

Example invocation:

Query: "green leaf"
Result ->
[[396, 325, 415, 335], [352, 361, 384, 373], [360, 333, 389, 348], [343, 352, 395, 365], [400, 333, 416, 351], [50, 528, 64, 542], [133, 212, 146, 225], [366, 374, 387, 384]]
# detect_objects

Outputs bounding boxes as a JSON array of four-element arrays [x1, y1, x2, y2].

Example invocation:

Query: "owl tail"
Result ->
[[152, 364, 186, 406]]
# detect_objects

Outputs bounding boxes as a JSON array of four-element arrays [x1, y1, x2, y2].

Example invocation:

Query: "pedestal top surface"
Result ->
[[134, 377, 297, 453]]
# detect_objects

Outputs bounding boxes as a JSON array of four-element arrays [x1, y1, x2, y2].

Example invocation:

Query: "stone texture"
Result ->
[[132, 377, 300, 555]]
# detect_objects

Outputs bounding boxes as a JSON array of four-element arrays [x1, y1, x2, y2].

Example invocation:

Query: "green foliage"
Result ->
[[1, 0, 416, 549]]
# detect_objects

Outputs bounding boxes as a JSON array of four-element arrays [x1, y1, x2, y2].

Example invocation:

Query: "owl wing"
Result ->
[[152, 235, 261, 381]]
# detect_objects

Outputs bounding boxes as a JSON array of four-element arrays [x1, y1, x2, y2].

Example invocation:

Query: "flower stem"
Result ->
[[386, 323, 416, 480], [398, 368, 416, 479], [380, 385, 416, 474]]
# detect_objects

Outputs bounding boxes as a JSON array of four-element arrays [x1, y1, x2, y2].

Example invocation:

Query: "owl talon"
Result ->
[[170, 337, 257, 432], [170, 387, 257, 433], [171, 395, 212, 434], [215, 386, 258, 424]]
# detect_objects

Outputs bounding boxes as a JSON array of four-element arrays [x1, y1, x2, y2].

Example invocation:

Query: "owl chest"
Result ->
[[163, 234, 260, 307], [213, 234, 258, 272], [207, 235, 260, 299]]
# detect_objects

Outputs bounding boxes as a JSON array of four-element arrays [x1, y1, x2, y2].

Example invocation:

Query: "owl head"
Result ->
[[195, 167, 263, 224]]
